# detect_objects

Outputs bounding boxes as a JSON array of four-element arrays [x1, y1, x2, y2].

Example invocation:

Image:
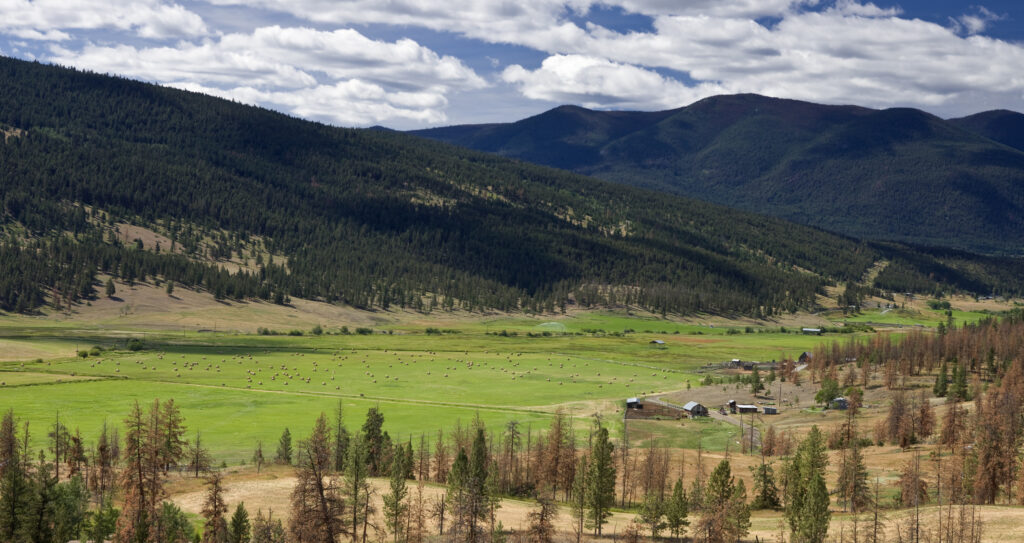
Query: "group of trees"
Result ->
[[4, 56, 1024, 318]]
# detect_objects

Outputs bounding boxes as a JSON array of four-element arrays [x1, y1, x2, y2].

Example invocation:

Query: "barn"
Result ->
[[736, 404, 759, 414], [682, 401, 709, 417]]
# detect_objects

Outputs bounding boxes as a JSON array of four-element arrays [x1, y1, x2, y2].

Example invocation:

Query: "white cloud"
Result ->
[[0, 0, 207, 40], [47, 26, 486, 126], [950, 6, 1005, 36], [172, 81, 449, 125], [502, 54, 725, 109]]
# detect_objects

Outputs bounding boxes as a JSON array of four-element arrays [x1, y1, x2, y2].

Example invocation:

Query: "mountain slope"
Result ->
[[1, 57, 1022, 316], [413, 95, 1024, 254], [950, 109, 1024, 153]]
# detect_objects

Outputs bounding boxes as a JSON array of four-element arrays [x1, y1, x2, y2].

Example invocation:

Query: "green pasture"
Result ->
[[0, 309, 948, 462], [0, 378, 553, 464]]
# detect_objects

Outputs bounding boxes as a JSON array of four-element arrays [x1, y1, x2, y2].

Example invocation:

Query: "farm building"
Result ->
[[682, 401, 709, 417], [830, 396, 849, 410], [798, 352, 813, 364], [650, 339, 665, 345], [762, 406, 778, 415], [802, 328, 823, 335], [625, 398, 685, 420], [736, 404, 759, 414]]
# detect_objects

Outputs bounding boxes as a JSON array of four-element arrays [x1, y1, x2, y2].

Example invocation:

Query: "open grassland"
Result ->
[[0, 304, 1002, 466]]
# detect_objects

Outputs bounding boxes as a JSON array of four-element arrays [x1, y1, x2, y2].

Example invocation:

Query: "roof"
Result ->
[[737, 404, 758, 410], [650, 339, 665, 344], [627, 397, 639, 403], [683, 401, 703, 411], [802, 328, 822, 332]]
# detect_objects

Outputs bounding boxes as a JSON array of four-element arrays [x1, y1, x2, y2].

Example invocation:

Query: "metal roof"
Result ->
[[627, 397, 639, 403], [682, 401, 702, 411]]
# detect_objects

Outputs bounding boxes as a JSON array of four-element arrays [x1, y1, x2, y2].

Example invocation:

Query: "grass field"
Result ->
[[0, 304, 999, 464]]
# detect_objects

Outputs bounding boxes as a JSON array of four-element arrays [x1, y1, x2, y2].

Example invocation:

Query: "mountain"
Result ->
[[950, 109, 1024, 153], [1, 57, 1022, 316], [412, 95, 1024, 255]]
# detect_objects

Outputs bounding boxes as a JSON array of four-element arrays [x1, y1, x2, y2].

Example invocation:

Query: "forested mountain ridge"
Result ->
[[412, 94, 1024, 254], [1, 56, 1022, 316]]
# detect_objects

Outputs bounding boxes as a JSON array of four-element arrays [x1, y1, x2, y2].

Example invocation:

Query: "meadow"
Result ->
[[0, 306, 995, 464]]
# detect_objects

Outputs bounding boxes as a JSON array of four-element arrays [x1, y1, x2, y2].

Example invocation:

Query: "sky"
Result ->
[[1, 0, 1022, 129]]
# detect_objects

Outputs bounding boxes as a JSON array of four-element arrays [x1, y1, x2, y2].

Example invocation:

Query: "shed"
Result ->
[[736, 404, 759, 414], [802, 328, 823, 336], [682, 401, 708, 417], [650, 339, 666, 345], [830, 397, 849, 410], [626, 397, 641, 409], [798, 352, 813, 364], [727, 399, 737, 413], [762, 406, 778, 415]]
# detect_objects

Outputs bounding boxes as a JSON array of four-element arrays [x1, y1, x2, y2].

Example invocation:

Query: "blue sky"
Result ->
[[1, 1, 1021, 128]]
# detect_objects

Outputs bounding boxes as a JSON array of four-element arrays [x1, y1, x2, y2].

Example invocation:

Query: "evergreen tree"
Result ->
[[52, 475, 90, 543], [663, 479, 689, 542], [584, 425, 615, 535], [836, 442, 871, 513], [933, 360, 948, 397], [201, 472, 229, 543], [382, 450, 408, 543], [105, 278, 115, 298], [252, 441, 265, 474], [785, 427, 830, 543], [19, 455, 58, 543], [0, 443, 28, 541], [698, 460, 750, 543], [750, 367, 764, 395], [362, 408, 385, 476], [275, 428, 292, 465], [637, 493, 665, 538], [795, 474, 830, 543], [160, 501, 197, 543], [228, 503, 251, 543], [252, 509, 286, 543], [289, 413, 344, 543], [569, 455, 588, 543], [750, 461, 780, 510], [342, 433, 369, 543], [333, 400, 349, 473]]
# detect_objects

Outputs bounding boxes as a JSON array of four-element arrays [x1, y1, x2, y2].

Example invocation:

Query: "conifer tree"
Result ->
[[934, 360, 948, 397], [663, 478, 689, 541], [201, 472, 229, 543], [252, 509, 286, 543], [342, 433, 369, 543], [750, 461, 780, 510], [836, 441, 871, 513], [228, 503, 251, 543], [785, 426, 828, 542], [252, 441, 265, 474], [275, 428, 292, 465], [383, 450, 408, 543], [698, 460, 750, 543], [584, 425, 615, 535], [795, 474, 830, 543], [637, 492, 665, 538], [289, 413, 344, 543]]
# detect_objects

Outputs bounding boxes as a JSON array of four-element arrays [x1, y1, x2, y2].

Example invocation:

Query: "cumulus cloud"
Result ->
[[0, 0, 207, 40], [950, 6, 1005, 36], [48, 26, 486, 126], [502, 54, 725, 109]]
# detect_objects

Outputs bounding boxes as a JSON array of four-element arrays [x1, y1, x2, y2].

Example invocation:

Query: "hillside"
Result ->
[[1, 57, 1023, 317], [950, 109, 1024, 152], [413, 94, 1024, 254]]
